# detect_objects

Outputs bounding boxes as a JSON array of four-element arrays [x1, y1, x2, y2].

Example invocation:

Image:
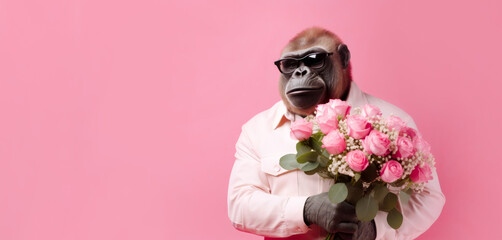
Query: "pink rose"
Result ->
[[387, 116, 407, 134], [361, 104, 382, 119], [393, 136, 415, 159], [326, 99, 351, 119], [410, 163, 433, 183], [413, 137, 431, 155], [403, 126, 418, 140], [346, 115, 371, 139], [380, 160, 404, 183], [290, 118, 313, 141], [316, 104, 338, 134], [322, 130, 346, 155], [346, 150, 369, 172], [362, 130, 390, 156]]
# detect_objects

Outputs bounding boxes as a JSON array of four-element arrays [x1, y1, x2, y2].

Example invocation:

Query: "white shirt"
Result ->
[[227, 81, 446, 240]]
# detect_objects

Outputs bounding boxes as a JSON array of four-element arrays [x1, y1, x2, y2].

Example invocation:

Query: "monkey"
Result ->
[[277, 27, 352, 117], [274, 27, 375, 240], [228, 27, 444, 240]]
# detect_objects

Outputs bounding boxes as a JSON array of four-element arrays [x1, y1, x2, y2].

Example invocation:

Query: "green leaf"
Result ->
[[317, 169, 331, 178], [380, 193, 398, 212], [328, 183, 348, 204], [279, 154, 300, 170], [296, 141, 312, 156], [373, 184, 389, 203], [361, 163, 378, 182], [317, 155, 330, 167], [311, 131, 324, 141], [390, 178, 407, 187], [301, 161, 319, 172], [387, 208, 403, 229], [345, 182, 363, 205], [354, 173, 361, 183], [399, 189, 412, 206], [309, 135, 324, 153], [321, 149, 331, 159], [297, 151, 318, 163], [356, 195, 379, 221]]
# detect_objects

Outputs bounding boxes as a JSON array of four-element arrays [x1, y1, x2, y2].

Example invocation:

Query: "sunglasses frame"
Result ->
[[274, 52, 333, 74]]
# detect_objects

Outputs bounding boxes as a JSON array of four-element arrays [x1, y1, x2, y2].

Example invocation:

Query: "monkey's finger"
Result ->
[[334, 222, 358, 233], [336, 232, 355, 240]]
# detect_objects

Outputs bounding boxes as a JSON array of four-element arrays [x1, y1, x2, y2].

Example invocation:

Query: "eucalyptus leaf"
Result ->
[[387, 208, 403, 229], [296, 141, 312, 156], [297, 151, 318, 163], [304, 169, 318, 175], [354, 173, 361, 183], [356, 195, 379, 221], [373, 184, 389, 203], [279, 154, 300, 170], [317, 155, 329, 167], [346, 182, 363, 205], [399, 189, 412, 206], [309, 136, 324, 153], [328, 183, 348, 204], [390, 178, 407, 187], [380, 193, 398, 212], [317, 169, 331, 178], [321, 149, 331, 159], [311, 131, 324, 141], [301, 161, 319, 172]]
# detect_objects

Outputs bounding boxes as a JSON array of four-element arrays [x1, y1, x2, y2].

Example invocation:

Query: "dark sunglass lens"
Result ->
[[304, 53, 326, 68], [280, 59, 298, 73]]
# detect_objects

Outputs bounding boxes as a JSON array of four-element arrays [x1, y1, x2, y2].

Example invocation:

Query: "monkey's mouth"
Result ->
[[287, 87, 323, 95], [286, 87, 324, 109]]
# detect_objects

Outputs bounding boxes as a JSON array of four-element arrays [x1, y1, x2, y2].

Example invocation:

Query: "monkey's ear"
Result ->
[[337, 44, 351, 69]]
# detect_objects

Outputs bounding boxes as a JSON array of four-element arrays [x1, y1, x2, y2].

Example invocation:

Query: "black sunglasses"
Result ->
[[274, 52, 333, 74]]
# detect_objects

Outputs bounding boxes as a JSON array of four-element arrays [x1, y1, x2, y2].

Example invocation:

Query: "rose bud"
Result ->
[[393, 136, 416, 159], [380, 160, 404, 183], [316, 104, 338, 134], [361, 104, 382, 119], [413, 136, 432, 155], [326, 99, 351, 119], [403, 126, 419, 140], [322, 130, 346, 155], [362, 130, 391, 156], [346, 115, 372, 139], [410, 163, 433, 183], [387, 116, 407, 134], [290, 118, 313, 141], [346, 150, 369, 172]]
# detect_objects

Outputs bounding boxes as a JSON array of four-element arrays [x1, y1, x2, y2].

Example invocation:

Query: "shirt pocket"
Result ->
[[261, 155, 299, 196]]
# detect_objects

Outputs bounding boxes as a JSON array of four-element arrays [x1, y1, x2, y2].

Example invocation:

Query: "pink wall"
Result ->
[[1, 0, 500, 239]]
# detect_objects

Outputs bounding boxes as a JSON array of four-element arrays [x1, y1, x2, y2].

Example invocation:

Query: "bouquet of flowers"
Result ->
[[280, 99, 435, 238]]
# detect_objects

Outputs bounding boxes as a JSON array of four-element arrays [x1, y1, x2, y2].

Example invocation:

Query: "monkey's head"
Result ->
[[276, 27, 352, 117]]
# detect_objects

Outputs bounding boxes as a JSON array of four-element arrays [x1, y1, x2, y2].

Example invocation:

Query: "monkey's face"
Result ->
[[276, 47, 335, 115]]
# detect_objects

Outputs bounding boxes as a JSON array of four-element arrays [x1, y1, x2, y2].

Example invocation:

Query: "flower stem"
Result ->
[[325, 233, 332, 240]]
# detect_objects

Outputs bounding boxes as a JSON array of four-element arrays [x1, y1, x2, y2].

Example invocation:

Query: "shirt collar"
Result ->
[[273, 81, 368, 129]]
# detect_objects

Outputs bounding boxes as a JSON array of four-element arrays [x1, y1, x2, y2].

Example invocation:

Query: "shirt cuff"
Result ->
[[284, 196, 310, 234]]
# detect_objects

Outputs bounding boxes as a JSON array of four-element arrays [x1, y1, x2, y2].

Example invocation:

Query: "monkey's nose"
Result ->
[[293, 66, 309, 77]]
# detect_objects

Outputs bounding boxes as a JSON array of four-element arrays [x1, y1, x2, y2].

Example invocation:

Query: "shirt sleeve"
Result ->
[[374, 117, 446, 240], [227, 125, 310, 237]]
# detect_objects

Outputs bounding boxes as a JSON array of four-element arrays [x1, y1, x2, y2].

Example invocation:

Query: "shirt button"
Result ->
[[274, 165, 281, 172]]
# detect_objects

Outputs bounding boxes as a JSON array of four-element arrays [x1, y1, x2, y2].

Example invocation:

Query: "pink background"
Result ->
[[0, 0, 500, 239]]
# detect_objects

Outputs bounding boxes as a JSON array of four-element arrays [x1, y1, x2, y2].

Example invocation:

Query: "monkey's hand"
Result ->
[[303, 192, 358, 240], [353, 220, 376, 240]]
